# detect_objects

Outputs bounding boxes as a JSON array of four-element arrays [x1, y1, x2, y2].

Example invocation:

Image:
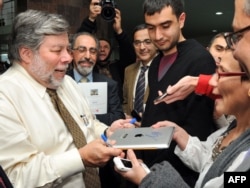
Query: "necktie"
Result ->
[[46, 89, 101, 188], [80, 77, 88, 83], [134, 66, 148, 113]]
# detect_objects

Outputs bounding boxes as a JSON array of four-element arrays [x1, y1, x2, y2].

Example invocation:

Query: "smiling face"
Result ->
[[232, 0, 250, 75], [133, 28, 158, 65], [71, 35, 98, 77], [209, 49, 250, 117], [21, 33, 72, 89], [144, 6, 185, 55]]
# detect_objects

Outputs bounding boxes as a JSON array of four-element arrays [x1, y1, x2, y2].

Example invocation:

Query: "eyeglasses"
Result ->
[[224, 25, 250, 49], [72, 46, 98, 55], [216, 69, 247, 80], [133, 39, 152, 48]]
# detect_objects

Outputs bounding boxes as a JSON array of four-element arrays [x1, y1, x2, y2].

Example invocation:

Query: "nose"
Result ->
[[62, 48, 73, 64], [215, 57, 221, 66], [155, 27, 163, 40], [139, 42, 146, 49], [208, 73, 218, 88]]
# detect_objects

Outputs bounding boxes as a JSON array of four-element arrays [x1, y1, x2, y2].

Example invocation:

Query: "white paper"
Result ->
[[78, 82, 107, 114]]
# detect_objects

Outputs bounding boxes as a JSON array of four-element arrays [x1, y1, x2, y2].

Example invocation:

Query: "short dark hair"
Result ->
[[132, 24, 148, 39], [143, 0, 184, 19], [207, 32, 227, 49]]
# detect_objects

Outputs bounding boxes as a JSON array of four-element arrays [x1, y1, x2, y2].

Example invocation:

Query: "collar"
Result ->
[[73, 68, 93, 82]]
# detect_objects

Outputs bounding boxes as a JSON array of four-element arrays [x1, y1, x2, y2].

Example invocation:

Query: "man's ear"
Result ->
[[179, 12, 186, 29], [19, 47, 33, 64]]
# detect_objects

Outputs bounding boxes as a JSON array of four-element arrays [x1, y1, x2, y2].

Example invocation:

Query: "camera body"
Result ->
[[100, 0, 116, 22]]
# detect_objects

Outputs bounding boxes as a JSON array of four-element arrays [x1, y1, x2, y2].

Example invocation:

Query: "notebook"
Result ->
[[109, 126, 175, 150]]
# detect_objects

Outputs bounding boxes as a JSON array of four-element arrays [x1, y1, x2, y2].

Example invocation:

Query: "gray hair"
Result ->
[[70, 32, 100, 51], [9, 9, 70, 63], [244, 0, 250, 16]]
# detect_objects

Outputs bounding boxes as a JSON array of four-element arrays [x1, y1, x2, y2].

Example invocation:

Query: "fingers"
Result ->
[[151, 120, 176, 128], [127, 149, 139, 164]]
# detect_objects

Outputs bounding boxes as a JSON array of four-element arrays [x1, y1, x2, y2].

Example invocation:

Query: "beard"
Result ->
[[29, 53, 67, 89], [76, 58, 95, 77]]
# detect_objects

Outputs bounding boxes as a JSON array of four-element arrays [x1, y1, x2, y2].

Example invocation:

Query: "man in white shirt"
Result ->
[[0, 9, 132, 188]]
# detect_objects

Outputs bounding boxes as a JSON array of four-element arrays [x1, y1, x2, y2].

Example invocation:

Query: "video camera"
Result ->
[[100, 0, 116, 22]]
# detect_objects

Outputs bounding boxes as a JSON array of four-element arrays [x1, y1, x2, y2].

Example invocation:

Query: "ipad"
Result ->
[[109, 126, 175, 150]]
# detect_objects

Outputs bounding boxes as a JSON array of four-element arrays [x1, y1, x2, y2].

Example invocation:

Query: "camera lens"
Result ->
[[101, 5, 116, 22]]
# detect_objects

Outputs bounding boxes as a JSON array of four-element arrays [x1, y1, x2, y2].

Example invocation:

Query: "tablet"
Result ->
[[109, 126, 175, 150]]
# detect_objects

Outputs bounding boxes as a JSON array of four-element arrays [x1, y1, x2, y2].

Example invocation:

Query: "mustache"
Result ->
[[78, 58, 95, 65]]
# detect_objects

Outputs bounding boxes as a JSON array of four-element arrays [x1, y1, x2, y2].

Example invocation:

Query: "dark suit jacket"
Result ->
[[123, 62, 149, 115], [77, 17, 136, 103], [67, 69, 125, 125], [0, 166, 13, 188]]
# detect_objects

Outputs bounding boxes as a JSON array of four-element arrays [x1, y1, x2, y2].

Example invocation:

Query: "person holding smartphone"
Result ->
[[115, 48, 250, 187], [136, 0, 217, 186]]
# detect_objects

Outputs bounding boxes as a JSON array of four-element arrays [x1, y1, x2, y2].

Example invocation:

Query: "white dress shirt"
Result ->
[[174, 125, 248, 188], [0, 63, 107, 188]]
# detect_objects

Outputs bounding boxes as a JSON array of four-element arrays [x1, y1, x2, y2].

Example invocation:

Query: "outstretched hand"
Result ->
[[152, 121, 189, 150], [154, 76, 198, 104]]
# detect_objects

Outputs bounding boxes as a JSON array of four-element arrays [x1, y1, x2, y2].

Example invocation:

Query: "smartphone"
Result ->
[[113, 157, 150, 173], [113, 157, 132, 172], [131, 109, 142, 122], [153, 92, 168, 104]]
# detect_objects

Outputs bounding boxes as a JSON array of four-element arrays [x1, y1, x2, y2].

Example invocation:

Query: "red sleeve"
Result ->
[[195, 74, 215, 99]]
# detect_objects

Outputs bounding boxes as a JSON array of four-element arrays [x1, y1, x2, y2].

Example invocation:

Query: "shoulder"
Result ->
[[93, 72, 117, 85], [178, 39, 211, 57], [125, 62, 139, 71]]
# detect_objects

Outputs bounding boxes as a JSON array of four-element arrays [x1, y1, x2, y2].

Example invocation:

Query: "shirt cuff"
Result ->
[[52, 148, 84, 179], [195, 74, 213, 96]]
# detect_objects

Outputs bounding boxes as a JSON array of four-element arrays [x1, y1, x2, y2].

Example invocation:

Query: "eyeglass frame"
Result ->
[[216, 69, 247, 80], [224, 25, 250, 49], [72, 46, 98, 55], [133, 39, 152, 48]]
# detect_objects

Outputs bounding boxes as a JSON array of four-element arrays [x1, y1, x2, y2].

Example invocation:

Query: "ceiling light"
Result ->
[[212, 29, 217, 33], [215, 12, 223, 15]]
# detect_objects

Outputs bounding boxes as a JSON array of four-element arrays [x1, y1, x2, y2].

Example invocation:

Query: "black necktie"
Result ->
[[134, 66, 148, 113], [47, 89, 101, 188]]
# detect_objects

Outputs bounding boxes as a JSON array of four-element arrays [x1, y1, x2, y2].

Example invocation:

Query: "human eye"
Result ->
[[89, 48, 97, 55], [162, 23, 170, 29], [146, 25, 154, 31], [144, 39, 152, 45], [215, 45, 224, 52], [51, 46, 63, 53], [77, 46, 87, 53], [232, 33, 243, 43], [133, 40, 140, 46]]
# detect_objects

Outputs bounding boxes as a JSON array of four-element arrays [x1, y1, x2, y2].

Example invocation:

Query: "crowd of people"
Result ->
[[1, 0, 250, 188]]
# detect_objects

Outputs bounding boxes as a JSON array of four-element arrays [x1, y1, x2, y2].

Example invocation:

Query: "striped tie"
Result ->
[[134, 66, 148, 113]]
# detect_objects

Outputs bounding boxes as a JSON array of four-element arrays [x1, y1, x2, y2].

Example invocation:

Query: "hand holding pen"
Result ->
[[101, 133, 113, 147]]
